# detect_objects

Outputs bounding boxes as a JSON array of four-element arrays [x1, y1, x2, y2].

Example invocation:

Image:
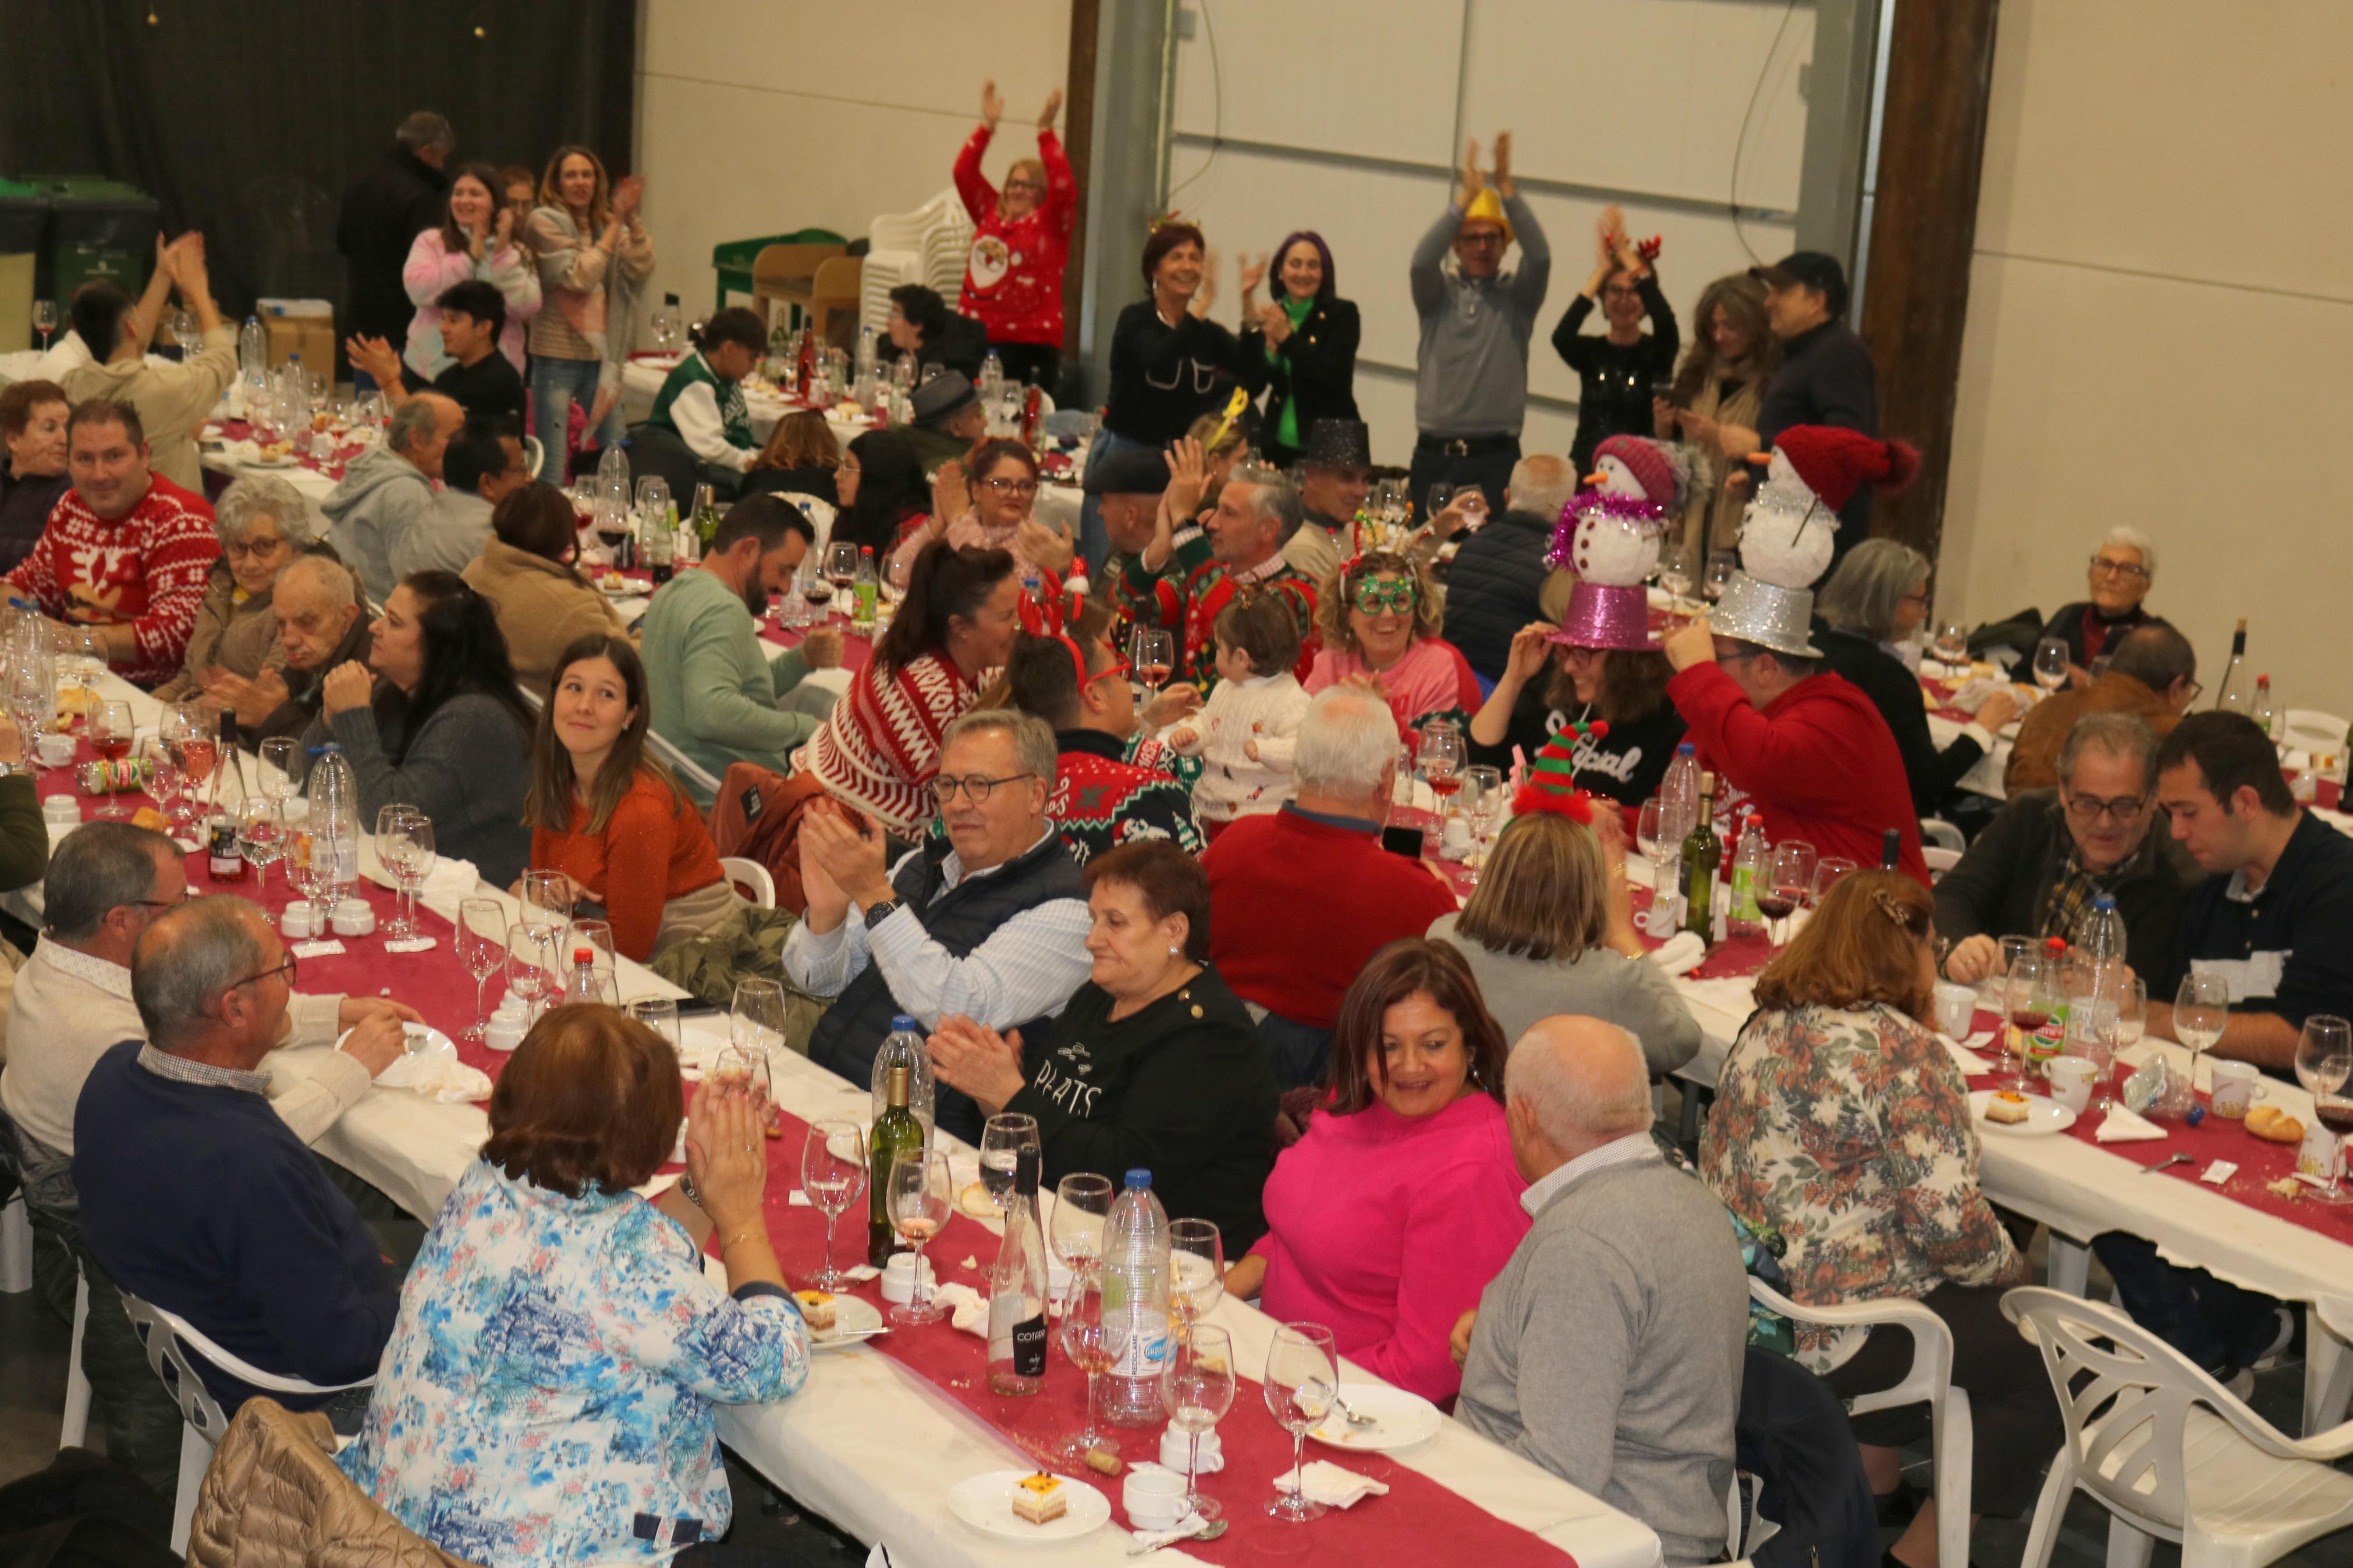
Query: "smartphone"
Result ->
[[1380, 824, 1425, 859]]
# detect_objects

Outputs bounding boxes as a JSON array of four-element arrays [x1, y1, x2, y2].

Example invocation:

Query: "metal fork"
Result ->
[[2139, 1153, 2194, 1176]]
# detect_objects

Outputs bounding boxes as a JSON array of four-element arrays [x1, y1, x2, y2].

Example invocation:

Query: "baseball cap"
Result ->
[[1749, 251, 1850, 317]]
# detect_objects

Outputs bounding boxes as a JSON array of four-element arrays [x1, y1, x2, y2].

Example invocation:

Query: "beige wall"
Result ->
[[635, 0, 1071, 320], [1941, 0, 2353, 714]]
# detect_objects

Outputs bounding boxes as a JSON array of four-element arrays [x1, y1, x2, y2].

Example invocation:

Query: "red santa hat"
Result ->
[[1769, 426, 1921, 513]]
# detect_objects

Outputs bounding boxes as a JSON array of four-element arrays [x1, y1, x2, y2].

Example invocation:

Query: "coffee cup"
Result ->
[[1933, 982, 1978, 1040], [2047, 1055, 2097, 1113], [878, 1253, 934, 1304], [2208, 1059, 2267, 1120], [35, 733, 75, 767], [41, 795, 81, 828], [1160, 1424, 1223, 1474], [1122, 1464, 1188, 1530]]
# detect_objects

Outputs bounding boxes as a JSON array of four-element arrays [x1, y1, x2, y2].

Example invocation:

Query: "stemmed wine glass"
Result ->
[[1761, 840, 1816, 952], [1463, 765, 1503, 881], [978, 1112, 1040, 1213], [236, 797, 285, 891], [456, 898, 507, 1041], [2032, 637, 2071, 695], [258, 735, 301, 802], [517, 871, 572, 1005], [1168, 1218, 1224, 1341], [2293, 1016, 2353, 1205], [1811, 856, 1859, 906], [1057, 1264, 1130, 1460], [823, 541, 860, 621], [732, 977, 786, 1059], [1933, 621, 1969, 669], [1129, 627, 1175, 697], [2172, 973, 2229, 1108], [886, 1148, 952, 1325], [376, 805, 434, 939], [32, 300, 57, 351], [87, 701, 134, 816], [1702, 550, 1737, 603], [138, 735, 184, 829], [1160, 1322, 1235, 1522], [2006, 947, 2055, 1093], [1656, 540, 1694, 616], [1264, 1322, 1339, 1523], [801, 1118, 868, 1286], [1416, 718, 1463, 842], [1050, 1172, 1113, 1273], [626, 997, 682, 1051]]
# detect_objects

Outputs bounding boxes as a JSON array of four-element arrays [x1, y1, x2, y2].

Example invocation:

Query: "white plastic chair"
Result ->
[[719, 856, 776, 909], [2308, 1296, 2353, 1436], [1923, 845, 1962, 877], [773, 492, 837, 554], [119, 1288, 375, 1551], [1748, 1277, 1972, 1568], [0, 1190, 30, 1292], [60, 1264, 92, 1448], [1920, 818, 1966, 852], [2003, 1286, 2353, 1568], [522, 435, 546, 483], [863, 187, 975, 334]]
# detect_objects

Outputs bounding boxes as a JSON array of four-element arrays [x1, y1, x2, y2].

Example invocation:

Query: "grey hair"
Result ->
[[275, 552, 357, 611], [395, 111, 454, 154], [387, 395, 450, 457], [1816, 538, 1930, 642], [2059, 712, 2157, 789], [1231, 470, 1304, 543], [131, 898, 271, 1054], [2099, 525, 2156, 584], [2106, 622, 2195, 692], [942, 707, 1059, 790], [44, 823, 178, 942], [1294, 685, 1400, 796], [1506, 1016, 1652, 1144], [1506, 454, 1576, 522], [212, 474, 317, 549]]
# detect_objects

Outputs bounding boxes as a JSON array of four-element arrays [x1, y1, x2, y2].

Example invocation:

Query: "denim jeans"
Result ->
[[29, 1207, 187, 1499], [2091, 1231, 2285, 1373], [531, 355, 624, 482]]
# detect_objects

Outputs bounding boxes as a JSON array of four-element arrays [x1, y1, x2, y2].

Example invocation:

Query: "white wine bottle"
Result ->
[[2213, 618, 2252, 713]]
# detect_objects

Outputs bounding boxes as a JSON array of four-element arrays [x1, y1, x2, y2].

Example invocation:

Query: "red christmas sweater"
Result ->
[[954, 127, 1076, 348], [1179, 554, 1319, 692], [4, 476, 219, 688]]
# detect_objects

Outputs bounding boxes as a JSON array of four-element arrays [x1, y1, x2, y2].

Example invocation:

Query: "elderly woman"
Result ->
[[1815, 539, 2016, 816], [1240, 230, 1360, 470], [742, 409, 843, 506], [526, 635, 735, 962], [1429, 809, 1701, 1072], [1656, 273, 1779, 559], [0, 379, 71, 573], [339, 1005, 809, 1568], [2038, 525, 2164, 678], [526, 145, 654, 481], [1225, 937, 1528, 1405], [303, 570, 535, 886], [1471, 620, 1685, 811], [954, 80, 1075, 394], [927, 841, 1277, 1248], [154, 475, 319, 705], [1701, 872, 2057, 1565], [892, 436, 1073, 585], [460, 482, 628, 690], [1552, 208, 1678, 477], [1303, 550, 1481, 734]]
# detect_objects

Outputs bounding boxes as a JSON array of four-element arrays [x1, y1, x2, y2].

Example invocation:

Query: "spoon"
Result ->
[[1129, 1520, 1229, 1555], [1328, 1395, 1380, 1428]]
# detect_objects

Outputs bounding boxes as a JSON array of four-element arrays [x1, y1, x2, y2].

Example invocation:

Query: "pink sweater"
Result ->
[[1250, 1093, 1528, 1405]]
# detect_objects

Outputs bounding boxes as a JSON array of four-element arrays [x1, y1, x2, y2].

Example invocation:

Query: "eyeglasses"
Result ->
[[2063, 791, 2152, 824], [1900, 589, 1931, 607], [2087, 556, 2149, 580], [1457, 232, 1506, 248], [1352, 580, 1415, 614], [1601, 285, 1641, 300], [127, 888, 196, 912], [1004, 177, 1045, 192], [982, 477, 1039, 496], [228, 952, 299, 991], [932, 771, 1037, 805], [224, 536, 289, 561]]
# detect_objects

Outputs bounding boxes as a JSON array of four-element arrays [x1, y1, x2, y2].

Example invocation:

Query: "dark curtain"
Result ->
[[0, 0, 637, 328]]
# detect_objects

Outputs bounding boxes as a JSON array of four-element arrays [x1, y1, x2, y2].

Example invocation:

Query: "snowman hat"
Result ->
[[1591, 436, 1692, 513], [1763, 426, 1920, 515]]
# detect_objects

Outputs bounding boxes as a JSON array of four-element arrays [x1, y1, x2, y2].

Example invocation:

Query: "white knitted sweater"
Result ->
[[1173, 672, 1310, 823]]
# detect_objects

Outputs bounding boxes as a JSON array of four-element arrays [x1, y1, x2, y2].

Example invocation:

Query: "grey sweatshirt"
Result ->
[[1408, 194, 1551, 438], [304, 690, 533, 888], [322, 447, 435, 605], [1458, 1151, 1747, 1567], [1429, 913, 1703, 1076]]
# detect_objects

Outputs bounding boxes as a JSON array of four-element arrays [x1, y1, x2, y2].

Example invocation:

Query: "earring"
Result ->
[[1167, 944, 1181, 957]]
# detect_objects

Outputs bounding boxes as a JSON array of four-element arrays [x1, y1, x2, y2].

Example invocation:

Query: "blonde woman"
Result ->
[[1655, 273, 1779, 558], [525, 145, 654, 480], [1302, 550, 1480, 734]]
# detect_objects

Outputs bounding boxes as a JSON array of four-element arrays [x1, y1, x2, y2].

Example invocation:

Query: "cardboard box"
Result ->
[[260, 302, 334, 374]]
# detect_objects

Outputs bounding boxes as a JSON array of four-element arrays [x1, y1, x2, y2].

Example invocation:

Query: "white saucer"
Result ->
[[1309, 1382, 1442, 1451], [803, 1293, 883, 1345]]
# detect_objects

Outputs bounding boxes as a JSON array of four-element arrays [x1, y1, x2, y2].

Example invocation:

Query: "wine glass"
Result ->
[[456, 898, 507, 1041], [978, 1112, 1040, 1213], [1168, 1218, 1224, 1337], [823, 541, 860, 620], [1933, 621, 1969, 669], [1456, 486, 1489, 529], [1129, 627, 1174, 696], [635, 475, 671, 539], [235, 795, 284, 887], [1426, 482, 1456, 521], [507, 920, 559, 1017], [710, 1039, 773, 1104], [1636, 798, 1666, 873], [375, 805, 432, 939], [566, 918, 620, 1001], [1811, 856, 1859, 904], [139, 735, 184, 829], [1463, 764, 1503, 880], [1264, 1322, 1339, 1522], [258, 735, 300, 801], [1762, 841, 1816, 952], [32, 299, 57, 351], [732, 977, 787, 1061], [1416, 718, 1464, 839], [801, 1118, 867, 1288], [1160, 1322, 1235, 1522], [517, 871, 571, 1001], [1050, 1172, 1113, 1272], [87, 701, 135, 817], [2171, 973, 2228, 1107], [2006, 947, 2054, 1093], [1057, 1263, 1130, 1460], [627, 997, 683, 1051], [886, 1149, 952, 1325], [1657, 541, 1693, 615], [1702, 550, 1737, 603], [2032, 637, 2071, 694], [2293, 1016, 2353, 1205]]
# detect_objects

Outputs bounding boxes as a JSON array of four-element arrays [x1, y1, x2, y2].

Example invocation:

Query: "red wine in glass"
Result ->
[[801, 578, 834, 607], [1137, 663, 1172, 691], [2316, 1100, 2353, 1137], [1426, 773, 1463, 799], [1755, 893, 1798, 921], [2010, 1009, 2052, 1033], [90, 733, 132, 763]]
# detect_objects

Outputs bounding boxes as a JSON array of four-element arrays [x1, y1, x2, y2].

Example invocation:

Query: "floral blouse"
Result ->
[[339, 1161, 810, 1568], [1698, 1002, 2021, 1372]]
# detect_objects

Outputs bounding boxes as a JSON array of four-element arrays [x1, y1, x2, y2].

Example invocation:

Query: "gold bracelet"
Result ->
[[722, 1225, 763, 1250]]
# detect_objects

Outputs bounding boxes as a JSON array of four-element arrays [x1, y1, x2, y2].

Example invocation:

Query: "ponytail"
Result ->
[[875, 541, 1016, 678]]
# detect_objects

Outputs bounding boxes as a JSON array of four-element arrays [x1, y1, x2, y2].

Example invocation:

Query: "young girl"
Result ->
[[1170, 593, 1309, 836]]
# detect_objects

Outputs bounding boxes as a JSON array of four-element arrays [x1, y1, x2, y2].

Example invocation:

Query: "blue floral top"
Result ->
[[339, 1160, 810, 1568]]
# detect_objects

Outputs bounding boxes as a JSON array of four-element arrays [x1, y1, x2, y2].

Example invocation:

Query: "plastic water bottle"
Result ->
[[854, 323, 879, 403], [1660, 742, 1702, 844], [597, 444, 632, 538], [868, 1015, 935, 1143], [2081, 894, 2126, 971], [980, 348, 1005, 407], [306, 743, 361, 894], [1729, 812, 1766, 936], [1101, 1169, 1171, 1425], [238, 315, 267, 378]]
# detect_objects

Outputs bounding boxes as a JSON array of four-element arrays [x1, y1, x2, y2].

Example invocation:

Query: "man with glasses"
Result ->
[[1407, 132, 1550, 518], [790, 709, 1089, 1141], [1937, 713, 2194, 993], [2034, 527, 2166, 681], [2006, 622, 2198, 792]]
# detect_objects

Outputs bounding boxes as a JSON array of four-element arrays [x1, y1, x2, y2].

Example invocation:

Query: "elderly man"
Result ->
[[899, 368, 988, 481], [2005, 622, 2196, 793], [4, 398, 219, 688], [1202, 686, 1459, 1088], [6, 830, 410, 1487], [2035, 527, 2169, 685], [641, 495, 842, 787], [388, 417, 526, 579], [1408, 133, 1550, 517], [1175, 468, 1317, 691], [336, 111, 455, 358], [74, 897, 406, 1427], [1442, 453, 1580, 682], [791, 709, 1090, 1141], [323, 389, 463, 604], [211, 553, 371, 748], [1939, 714, 2194, 993], [1454, 1016, 1745, 1567], [1663, 608, 1928, 886]]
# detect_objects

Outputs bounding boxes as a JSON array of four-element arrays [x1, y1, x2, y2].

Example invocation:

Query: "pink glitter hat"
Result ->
[[1549, 581, 1660, 652]]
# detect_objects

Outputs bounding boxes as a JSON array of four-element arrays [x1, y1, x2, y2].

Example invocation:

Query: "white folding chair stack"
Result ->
[[1748, 1278, 1973, 1568], [2003, 1286, 2353, 1568], [861, 188, 975, 335]]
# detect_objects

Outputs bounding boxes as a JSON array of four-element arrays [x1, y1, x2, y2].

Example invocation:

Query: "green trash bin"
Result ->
[[40, 177, 159, 315], [0, 180, 47, 353], [711, 227, 847, 310]]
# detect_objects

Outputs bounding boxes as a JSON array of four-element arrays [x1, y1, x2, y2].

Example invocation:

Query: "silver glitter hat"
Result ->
[[1710, 571, 1822, 659]]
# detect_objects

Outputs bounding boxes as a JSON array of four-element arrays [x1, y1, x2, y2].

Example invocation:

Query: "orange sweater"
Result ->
[[531, 770, 725, 960]]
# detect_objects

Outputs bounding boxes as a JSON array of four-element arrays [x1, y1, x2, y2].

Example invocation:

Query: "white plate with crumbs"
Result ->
[[1308, 1382, 1442, 1450], [946, 1470, 1109, 1542], [1970, 1090, 2077, 1137]]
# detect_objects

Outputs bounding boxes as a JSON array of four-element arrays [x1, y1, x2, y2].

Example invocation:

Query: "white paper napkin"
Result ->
[[1942, 1036, 1994, 1076], [1127, 1511, 1212, 1550], [1680, 976, 1761, 1015], [374, 1050, 493, 1103], [1648, 930, 1706, 978], [1273, 1460, 1389, 1509], [2095, 1105, 2166, 1143], [931, 1281, 988, 1338]]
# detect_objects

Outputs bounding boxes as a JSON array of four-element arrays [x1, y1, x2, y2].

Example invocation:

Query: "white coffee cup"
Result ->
[[1122, 1463, 1188, 1530], [35, 733, 75, 767], [2208, 1059, 2267, 1120], [1933, 981, 1978, 1040], [1160, 1424, 1223, 1474], [2047, 1056, 2097, 1113]]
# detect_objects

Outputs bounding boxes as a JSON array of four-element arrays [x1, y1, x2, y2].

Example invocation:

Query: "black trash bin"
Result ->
[[40, 177, 159, 312]]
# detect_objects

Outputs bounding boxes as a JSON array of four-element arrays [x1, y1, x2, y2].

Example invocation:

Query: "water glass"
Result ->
[[977, 1112, 1039, 1213], [456, 898, 507, 1040], [801, 1119, 867, 1289], [732, 977, 787, 1060], [886, 1150, 953, 1325], [1264, 1322, 1338, 1522], [1160, 1323, 1235, 1521]]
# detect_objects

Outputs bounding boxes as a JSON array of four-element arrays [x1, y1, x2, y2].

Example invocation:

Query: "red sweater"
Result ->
[[1203, 805, 1461, 1028], [953, 127, 1075, 347], [4, 475, 218, 687], [1667, 663, 1930, 886]]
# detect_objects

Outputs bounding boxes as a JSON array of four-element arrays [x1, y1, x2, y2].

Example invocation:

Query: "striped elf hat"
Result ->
[[1510, 721, 1608, 823]]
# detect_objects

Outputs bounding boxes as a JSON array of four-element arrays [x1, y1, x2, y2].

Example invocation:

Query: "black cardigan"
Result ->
[[1240, 295, 1361, 454], [1551, 276, 1680, 474], [1103, 301, 1252, 446], [1812, 626, 1986, 816]]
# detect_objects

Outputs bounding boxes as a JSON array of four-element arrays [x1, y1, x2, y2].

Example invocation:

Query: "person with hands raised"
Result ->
[[524, 145, 655, 479], [399, 161, 540, 382], [672, 1072, 786, 1292], [59, 231, 235, 493], [1552, 205, 1678, 477], [957, 81, 1075, 395]]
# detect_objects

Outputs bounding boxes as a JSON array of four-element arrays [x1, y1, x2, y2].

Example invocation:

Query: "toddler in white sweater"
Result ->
[[1169, 594, 1310, 827]]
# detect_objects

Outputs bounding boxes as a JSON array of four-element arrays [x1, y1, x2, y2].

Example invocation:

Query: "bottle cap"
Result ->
[[2093, 894, 2116, 910], [574, 947, 593, 964], [1124, 1168, 1152, 1189], [891, 1014, 918, 1032]]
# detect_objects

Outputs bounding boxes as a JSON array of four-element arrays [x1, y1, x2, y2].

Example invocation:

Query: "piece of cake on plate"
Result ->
[[1983, 1091, 2032, 1125], [793, 1289, 836, 1331], [1012, 1473, 1067, 1526]]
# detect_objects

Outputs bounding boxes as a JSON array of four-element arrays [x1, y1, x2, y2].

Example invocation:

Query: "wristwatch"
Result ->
[[860, 896, 903, 927], [679, 1172, 702, 1210]]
